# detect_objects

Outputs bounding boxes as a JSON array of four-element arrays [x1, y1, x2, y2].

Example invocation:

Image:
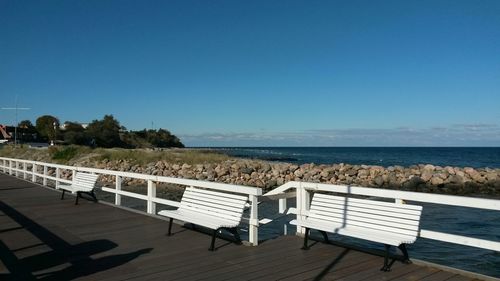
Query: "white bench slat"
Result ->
[[180, 199, 245, 218], [314, 193, 423, 211], [182, 191, 247, 209], [309, 205, 420, 227], [307, 208, 420, 232], [313, 195, 422, 216], [179, 202, 243, 219], [186, 186, 248, 201], [295, 219, 416, 246]]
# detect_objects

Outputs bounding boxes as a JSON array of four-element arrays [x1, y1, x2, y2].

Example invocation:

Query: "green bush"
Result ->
[[51, 146, 79, 162]]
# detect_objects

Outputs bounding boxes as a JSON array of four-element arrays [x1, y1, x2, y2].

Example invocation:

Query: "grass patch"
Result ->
[[0, 145, 232, 166]]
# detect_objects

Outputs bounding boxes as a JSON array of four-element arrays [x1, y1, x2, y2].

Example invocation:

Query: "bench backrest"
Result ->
[[308, 193, 422, 238], [179, 187, 248, 225], [72, 172, 99, 191]]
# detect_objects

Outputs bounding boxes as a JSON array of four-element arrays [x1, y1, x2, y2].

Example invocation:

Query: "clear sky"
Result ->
[[1, 0, 499, 146]]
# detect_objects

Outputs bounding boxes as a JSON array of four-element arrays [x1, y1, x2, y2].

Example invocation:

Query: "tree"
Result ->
[[18, 120, 37, 142], [36, 115, 59, 142], [62, 121, 89, 145], [147, 128, 184, 148], [86, 115, 123, 148]]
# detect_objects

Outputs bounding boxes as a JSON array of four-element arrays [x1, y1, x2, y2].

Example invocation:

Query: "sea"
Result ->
[[209, 147, 500, 168]]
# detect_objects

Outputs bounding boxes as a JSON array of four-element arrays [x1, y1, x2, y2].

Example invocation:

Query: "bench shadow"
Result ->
[[0, 201, 152, 281]]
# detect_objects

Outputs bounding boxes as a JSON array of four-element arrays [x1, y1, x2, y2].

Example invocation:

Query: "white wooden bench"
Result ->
[[291, 193, 423, 271], [158, 187, 248, 251], [57, 172, 99, 205]]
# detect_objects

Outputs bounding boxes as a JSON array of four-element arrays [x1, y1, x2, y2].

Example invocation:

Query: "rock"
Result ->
[[430, 176, 444, 186], [421, 169, 433, 182], [373, 176, 384, 186], [423, 164, 435, 171]]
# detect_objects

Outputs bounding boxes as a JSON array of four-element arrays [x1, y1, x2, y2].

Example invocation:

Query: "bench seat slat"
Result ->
[[180, 200, 245, 219], [292, 219, 416, 246], [158, 209, 240, 229], [57, 172, 99, 194]]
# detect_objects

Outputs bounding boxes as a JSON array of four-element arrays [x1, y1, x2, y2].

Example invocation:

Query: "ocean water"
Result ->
[[212, 147, 500, 168]]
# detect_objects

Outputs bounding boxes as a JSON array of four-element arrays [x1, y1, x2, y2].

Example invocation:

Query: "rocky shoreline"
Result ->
[[73, 158, 500, 196]]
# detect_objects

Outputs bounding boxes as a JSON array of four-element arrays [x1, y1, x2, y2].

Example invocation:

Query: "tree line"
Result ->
[[11, 114, 184, 148]]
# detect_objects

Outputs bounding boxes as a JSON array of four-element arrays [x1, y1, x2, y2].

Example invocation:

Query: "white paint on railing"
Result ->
[[147, 180, 156, 214]]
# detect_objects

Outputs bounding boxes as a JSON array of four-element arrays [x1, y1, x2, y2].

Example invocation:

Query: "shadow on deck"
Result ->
[[0, 174, 486, 281]]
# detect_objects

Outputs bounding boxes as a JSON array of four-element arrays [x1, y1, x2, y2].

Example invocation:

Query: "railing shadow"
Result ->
[[0, 201, 152, 280]]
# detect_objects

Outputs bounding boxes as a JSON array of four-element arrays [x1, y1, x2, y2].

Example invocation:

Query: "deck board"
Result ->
[[0, 173, 492, 281]]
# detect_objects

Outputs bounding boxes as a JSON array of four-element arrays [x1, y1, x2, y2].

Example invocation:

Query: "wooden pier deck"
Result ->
[[0, 173, 492, 281]]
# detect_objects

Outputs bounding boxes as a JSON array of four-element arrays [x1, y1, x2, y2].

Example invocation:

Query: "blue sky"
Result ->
[[1, 0, 499, 146]]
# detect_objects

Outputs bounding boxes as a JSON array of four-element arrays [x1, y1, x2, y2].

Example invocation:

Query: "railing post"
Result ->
[[55, 168, 60, 188], [296, 183, 309, 235], [249, 195, 259, 246], [9, 160, 12, 175], [147, 180, 157, 214], [115, 176, 122, 206], [15, 161, 19, 177], [2, 159, 5, 172], [32, 163, 37, 182], [23, 162, 27, 179], [278, 198, 287, 214], [43, 166, 48, 186]]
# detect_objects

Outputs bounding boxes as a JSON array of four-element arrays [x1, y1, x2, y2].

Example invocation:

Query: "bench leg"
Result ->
[[320, 230, 329, 243], [229, 227, 242, 245], [398, 244, 411, 264], [381, 244, 391, 272], [209, 229, 219, 251], [167, 218, 173, 236], [75, 192, 80, 205], [60, 190, 65, 200], [90, 191, 98, 202], [301, 228, 310, 250]]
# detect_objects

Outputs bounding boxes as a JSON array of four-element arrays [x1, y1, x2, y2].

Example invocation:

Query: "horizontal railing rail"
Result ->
[[265, 181, 500, 252], [0, 157, 262, 245]]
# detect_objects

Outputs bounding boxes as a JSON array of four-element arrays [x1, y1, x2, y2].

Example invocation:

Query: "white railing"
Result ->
[[264, 181, 500, 252], [0, 157, 262, 246]]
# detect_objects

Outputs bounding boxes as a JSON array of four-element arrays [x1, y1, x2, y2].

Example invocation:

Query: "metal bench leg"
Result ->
[[301, 228, 310, 250], [60, 190, 65, 200], [75, 192, 80, 205], [209, 229, 219, 251], [381, 244, 391, 272], [320, 230, 329, 243], [90, 191, 98, 202], [167, 218, 173, 236], [229, 227, 242, 245], [398, 244, 411, 264]]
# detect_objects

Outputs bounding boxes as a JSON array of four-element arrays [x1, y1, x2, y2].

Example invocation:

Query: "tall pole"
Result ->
[[1, 96, 30, 147]]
